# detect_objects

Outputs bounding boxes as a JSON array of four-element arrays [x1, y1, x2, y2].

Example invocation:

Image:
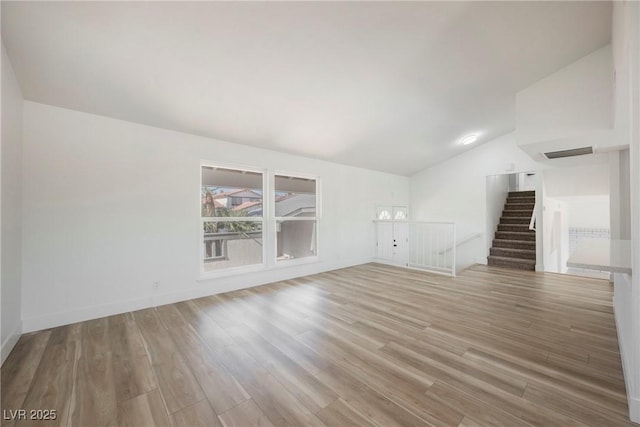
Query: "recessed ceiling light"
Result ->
[[461, 134, 479, 145]]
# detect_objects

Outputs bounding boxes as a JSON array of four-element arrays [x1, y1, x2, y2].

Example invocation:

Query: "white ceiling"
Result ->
[[1, 1, 612, 175]]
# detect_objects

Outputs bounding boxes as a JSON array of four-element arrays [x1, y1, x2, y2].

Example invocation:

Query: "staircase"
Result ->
[[488, 190, 536, 271]]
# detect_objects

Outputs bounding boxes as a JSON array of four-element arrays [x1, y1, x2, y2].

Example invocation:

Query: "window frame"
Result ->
[[199, 162, 321, 279], [273, 170, 320, 265], [200, 162, 267, 278]]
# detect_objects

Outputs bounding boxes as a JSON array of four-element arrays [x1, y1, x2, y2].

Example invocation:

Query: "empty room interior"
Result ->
[[2, 1, 640, 426]]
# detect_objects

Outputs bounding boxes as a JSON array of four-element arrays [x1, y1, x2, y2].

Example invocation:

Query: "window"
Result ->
[[201, 166, 264, 272], [378, 209, 391, 220], [394, 207, 407, 220], [275, 174, 318, 262], [376, 205, 408, 220], [201, 164, 320, 275]]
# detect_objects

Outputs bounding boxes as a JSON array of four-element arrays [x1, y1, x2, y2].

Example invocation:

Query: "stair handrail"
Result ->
[[438, 232, 483, 255], [529, 201, 537, 231]]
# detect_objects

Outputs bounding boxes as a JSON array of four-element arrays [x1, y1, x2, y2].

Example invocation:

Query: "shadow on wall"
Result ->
[[456, 235, 485, 273]]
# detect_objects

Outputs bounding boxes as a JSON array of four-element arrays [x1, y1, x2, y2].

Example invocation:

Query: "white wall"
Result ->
[[410, 132, 540, 271], [515, 44, 619, 166], [543, 163, 609, 198], [612, 1, 640, 422], [21, 101, 409, 332], [619, 149, 631, 239], [564, 196, 610, 229], [610, 149, 631, 240], [1, 43, 24, 364], [516, 44, 613, 143], [485, 174, 509, 254]]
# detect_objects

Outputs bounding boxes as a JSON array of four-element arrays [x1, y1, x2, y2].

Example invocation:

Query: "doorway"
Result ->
[[375, 206, 409, 266]]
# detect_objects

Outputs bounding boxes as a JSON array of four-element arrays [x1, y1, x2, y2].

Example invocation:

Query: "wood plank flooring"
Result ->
[[1, 263, 635, 426]]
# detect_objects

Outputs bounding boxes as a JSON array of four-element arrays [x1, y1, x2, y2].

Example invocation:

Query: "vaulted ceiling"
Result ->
[[2, 1, 612, 175]]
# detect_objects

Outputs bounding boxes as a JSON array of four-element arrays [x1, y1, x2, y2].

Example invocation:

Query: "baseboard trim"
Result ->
[[630, 396, 640, 424], [613, 294, 639, 424], [1, 321, 23, 366], [22, 297, 153, 333], [22, 258, 369, 333]]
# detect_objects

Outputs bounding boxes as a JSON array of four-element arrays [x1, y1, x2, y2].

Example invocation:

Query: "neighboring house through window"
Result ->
[[275, 174, 318, 262], [201, 164, 319, 275], [201, 165, 264, 272]]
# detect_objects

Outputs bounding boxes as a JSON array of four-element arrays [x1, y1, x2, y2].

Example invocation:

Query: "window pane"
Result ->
[[276, 220, 316, 261], [376, 206, 392, 220], [203, 221, 263, 271], [393, 207, 407, 220], [275, 175, 316, 217], [202, 166, 263, 217]]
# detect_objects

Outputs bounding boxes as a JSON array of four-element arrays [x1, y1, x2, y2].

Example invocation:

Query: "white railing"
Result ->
[[438, 232, 482, 255], [409, 221, 456, 276], [529, 202, 537, 231]]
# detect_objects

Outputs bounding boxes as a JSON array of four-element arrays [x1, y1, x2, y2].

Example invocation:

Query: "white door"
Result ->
[[375, 205, 409, 266], [392, 222, 409, 266], [376, 222, 394, 261]]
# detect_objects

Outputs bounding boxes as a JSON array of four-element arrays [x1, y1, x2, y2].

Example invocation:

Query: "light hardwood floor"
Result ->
[[1, 263, 635, 426]]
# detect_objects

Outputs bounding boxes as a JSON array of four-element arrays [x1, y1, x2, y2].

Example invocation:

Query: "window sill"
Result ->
[[275, 255, 320, 268], [197, 263, 268, 281], [196, 256, 321, 282]]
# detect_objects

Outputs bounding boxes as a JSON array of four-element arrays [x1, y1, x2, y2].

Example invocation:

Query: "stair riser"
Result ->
[[490, 248, 536, 260], [506, 197, 535, 204], [500, 217, 531, 225], [488, 191, 537, 271], [504, 204, 535, 211], [508, 191, 535, 197], [495, 232, 536, 241], [488, 258, 536, 271], [504, 200, 536, 210], [502, 210, 533, 217], [492, 240, 536, 250], [498, 224, 534, 232]]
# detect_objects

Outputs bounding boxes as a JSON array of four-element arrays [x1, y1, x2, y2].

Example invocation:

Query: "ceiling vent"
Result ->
[[542, 146, 594, 159]]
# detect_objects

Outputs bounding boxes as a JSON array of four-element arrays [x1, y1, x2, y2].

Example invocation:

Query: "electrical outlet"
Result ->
[[152, 281, 159, 291]]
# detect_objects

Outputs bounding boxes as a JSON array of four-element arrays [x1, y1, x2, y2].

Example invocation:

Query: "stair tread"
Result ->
[[487, 255, 536, 264], [491, 247, 535, 254], [497, 231, 535, 234], [489, 190, 537, 273], [495, 232, 536, 241]]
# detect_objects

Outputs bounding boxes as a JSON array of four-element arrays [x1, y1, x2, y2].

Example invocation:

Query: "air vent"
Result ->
[[543, 146, 593, 159]]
